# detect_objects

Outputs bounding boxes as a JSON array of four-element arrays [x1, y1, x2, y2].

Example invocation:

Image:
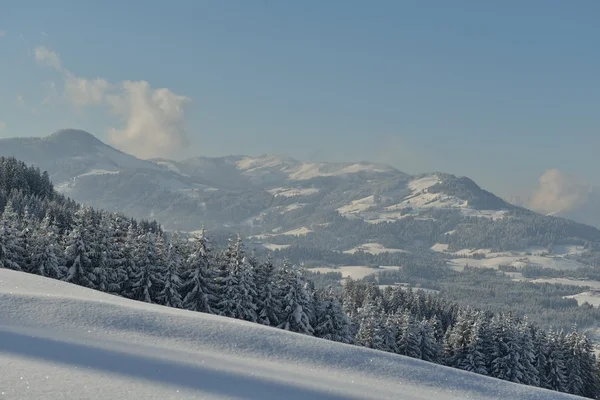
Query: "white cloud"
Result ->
[[64, 72, 110, 106], [528, 169, 589, 215], [0, 121, 6, 130], [107, 81, 191, 159], [33, 45, 191, 158], [0, 31, 6, 38], [16, 95, 25, 106], [34, 46, 62, 71]]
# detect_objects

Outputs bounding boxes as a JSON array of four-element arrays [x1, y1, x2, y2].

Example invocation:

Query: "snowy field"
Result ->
[[310, 266, 401, 281], [0, 269, 585, 400], [343, 243, 409, 255]]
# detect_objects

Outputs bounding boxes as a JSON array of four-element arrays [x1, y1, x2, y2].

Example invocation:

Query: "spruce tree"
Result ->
[[182, 231, 217, 313], [277, 259, 314, 335]]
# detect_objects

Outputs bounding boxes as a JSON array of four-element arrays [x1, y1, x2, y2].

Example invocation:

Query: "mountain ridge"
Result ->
[[2, 129, 599, 270]]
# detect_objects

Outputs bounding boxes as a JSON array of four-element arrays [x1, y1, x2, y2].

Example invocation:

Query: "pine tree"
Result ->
[[129, 231, 162, 303], [156, 233, 183, 308], [398, 310, 421, 359], [277, 260, 314, 335], [255, 256, 282, 326], [29, 215, 66, 279], [419, 318, 441, 363], [64, 208, 96, 288], [182, 231, 217, 313], [216, 235, 257, 322], [544, 330, 567, 392], [0, 201, 25, 271], [460, 315, 488, 375]]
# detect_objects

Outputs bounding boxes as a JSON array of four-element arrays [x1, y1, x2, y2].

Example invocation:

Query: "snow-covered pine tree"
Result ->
[[64, 207, 96, 288], [255, 255, 282, 326], [459, 313, 488, 375], [418, 318, 441, 363], [489, 315, 524, 384], [29, 214, 66, 279], [277, 259, 314, 335], [156, 232, 183, 308], [544, 330, 568, 392], [129, 231, 162, 303], [0, 200, 25, 271], [182, 231, 217, 313], [216, 235, 257, 322], [518, 321, 540, 387], [354, 298, 380, 349], [397, 310, 421, 359], [19, 206, 37, 273], [564, 330, 585, 396], [91, 212, 113, 292], [313, 287, 353, 344]]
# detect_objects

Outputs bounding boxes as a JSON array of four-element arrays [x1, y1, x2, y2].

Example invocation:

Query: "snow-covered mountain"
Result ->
[[0, 268, 585, 400], [4, 129, 600, 268]]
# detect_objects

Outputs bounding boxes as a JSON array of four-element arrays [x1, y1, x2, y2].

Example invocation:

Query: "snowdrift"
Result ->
[[0, 269, 584, 399]]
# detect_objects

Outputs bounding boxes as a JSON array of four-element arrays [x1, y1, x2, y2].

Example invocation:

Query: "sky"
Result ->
[[1, 0, 599, 202]]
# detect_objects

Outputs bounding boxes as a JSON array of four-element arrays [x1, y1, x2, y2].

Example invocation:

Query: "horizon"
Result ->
[[2, 0, 600, 212]]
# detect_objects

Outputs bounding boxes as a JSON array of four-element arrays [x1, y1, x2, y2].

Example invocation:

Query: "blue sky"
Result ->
[[1, 0, 599, 198]]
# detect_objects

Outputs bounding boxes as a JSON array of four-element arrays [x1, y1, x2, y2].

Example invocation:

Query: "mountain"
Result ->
[[3, 129, 600, 269], [0, 268, 585, 400]]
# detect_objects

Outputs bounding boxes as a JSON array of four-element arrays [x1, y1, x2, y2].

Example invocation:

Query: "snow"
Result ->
[[280, 227, 313, 236], [448, 254, 587, 272], [408, 176, 442, 193], [431, 243, 449, 252], [268, 187, 320, 197], [310, 266, 401, 281], [527, 278, 600, 289], [95, 145, 159, 171], [261, 243, 291, 251], [565, 290, 600, 307], [281, 203, 306, 213], [289, 163, 390, 180], [343, 243, 408, 255], [78, 169, 121, 178], [0, 269, 583, 400], [155, 161, 190, 177], [460, 209, 508, 220], [337, 196, 376, 216]]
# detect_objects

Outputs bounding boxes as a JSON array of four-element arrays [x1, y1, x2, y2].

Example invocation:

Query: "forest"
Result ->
[[1, 155, 600, 398]]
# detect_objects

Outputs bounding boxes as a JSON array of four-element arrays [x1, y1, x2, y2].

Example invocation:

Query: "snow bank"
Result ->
[[0, 270, 584, 399]]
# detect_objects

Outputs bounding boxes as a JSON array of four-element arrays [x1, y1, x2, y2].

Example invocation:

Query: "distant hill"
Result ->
[[3, 129, 600, 269]]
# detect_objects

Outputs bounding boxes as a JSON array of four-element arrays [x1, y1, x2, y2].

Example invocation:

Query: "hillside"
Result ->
[[0, 269, 585, 400], [4, 129, 600, 272]]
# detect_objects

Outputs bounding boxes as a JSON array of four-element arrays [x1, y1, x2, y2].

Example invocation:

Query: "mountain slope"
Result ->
[[3, 129, 600, 270], [0, 269, 584, 400]]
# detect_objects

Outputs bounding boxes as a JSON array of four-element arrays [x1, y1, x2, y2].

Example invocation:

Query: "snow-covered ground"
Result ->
[[565, 291, 600, 307], [448, 255, 586, 272], [0, 269, 584, 399], [343, 243, 409, 255], [268, 187, 320, 197], [260, 243, 291, 251], [310, 266, 401, 280]]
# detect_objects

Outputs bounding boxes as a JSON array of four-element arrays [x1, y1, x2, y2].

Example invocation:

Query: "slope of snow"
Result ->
[[268, 187, 320, 197], [565, 291, 600, 307], [0, 270, 585, 400], [95, 145, 160, 171], [280, 227, 313, 236], [408, 175, 442, 193], [337, 196, 376, 216], [343, 243, 409, 255], [310, 266, 401, 280]]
